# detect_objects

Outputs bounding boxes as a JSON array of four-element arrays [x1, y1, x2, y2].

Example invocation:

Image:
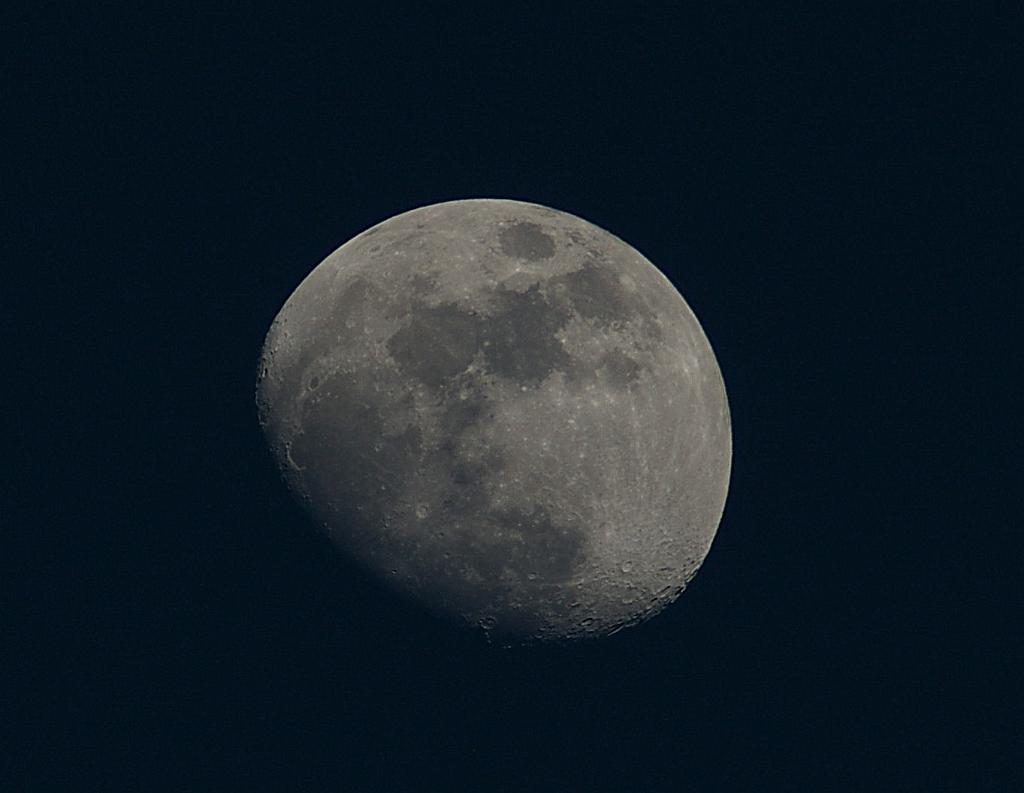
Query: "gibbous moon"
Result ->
[[257, 199, 731, 642]]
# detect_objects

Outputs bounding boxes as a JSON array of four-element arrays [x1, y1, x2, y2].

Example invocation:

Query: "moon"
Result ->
[[256, 199, 731, 642]]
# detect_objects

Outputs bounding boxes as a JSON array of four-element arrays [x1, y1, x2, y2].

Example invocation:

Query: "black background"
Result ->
[[5, 3, 1019, 790]]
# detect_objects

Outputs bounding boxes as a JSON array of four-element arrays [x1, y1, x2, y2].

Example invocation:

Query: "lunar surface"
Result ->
[[257, 199, 731, 642]]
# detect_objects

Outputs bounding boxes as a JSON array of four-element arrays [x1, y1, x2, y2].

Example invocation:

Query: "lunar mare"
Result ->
[[257, 199, 731, 642]]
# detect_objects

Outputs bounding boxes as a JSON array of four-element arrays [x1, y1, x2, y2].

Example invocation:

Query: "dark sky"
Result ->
[[5, 3, 1018, 791]]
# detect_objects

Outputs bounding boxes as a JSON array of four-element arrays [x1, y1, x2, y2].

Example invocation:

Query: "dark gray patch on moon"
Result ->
[[387, 303, 481, 388], [388, 284, 574, 390], [333, 277, 372, 323], [257, 198, 731, 644], [553, 261, 641, 329], [480, 285, 572, 385], [498, 221, 556, 260], [598, 349, 643, 388]]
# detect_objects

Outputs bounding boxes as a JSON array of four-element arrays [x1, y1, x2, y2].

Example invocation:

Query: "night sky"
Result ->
[[6, 3, 1018, 790]]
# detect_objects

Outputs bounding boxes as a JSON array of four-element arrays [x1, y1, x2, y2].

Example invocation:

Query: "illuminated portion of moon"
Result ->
[[257, 199, 731, 642]]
